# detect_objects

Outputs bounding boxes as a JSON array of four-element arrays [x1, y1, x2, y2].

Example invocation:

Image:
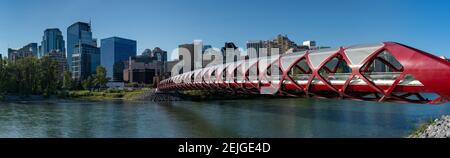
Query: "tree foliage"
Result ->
[[0, 57, 111, 96], [63, 71, 74, 90], [83, 66, 110, 91], [0, 56, 62, 96], [93, 66, 109, 90], [82, 76, 94, 91]]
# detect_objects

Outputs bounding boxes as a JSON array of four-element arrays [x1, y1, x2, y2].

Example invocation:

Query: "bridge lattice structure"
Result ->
[[158, 42, 450, 104]]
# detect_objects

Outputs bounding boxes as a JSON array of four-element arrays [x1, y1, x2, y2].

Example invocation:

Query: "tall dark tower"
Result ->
[[67, 22, 96, 71]]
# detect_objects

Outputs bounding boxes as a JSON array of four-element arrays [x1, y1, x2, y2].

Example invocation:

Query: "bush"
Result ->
[[68, 90, 92, 97], [105, 89, 123, 93], [111, 93, 124, 98]]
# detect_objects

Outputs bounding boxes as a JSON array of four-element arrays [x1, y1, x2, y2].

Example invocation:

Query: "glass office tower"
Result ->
[[100, 37, 137, 81], [72, 43, 100, 81], [40, 28, 65, 57], [67, 22, 96, 71]]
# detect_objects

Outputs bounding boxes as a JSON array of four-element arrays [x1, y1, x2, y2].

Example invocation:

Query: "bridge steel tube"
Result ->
[[158, 42, 450, 104]]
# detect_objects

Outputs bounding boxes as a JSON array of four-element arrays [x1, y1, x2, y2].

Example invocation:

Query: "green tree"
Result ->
[[82, 76, 94, 91], [16, 57, 40, 95], [0, 58, 6, 94], [39, 56, 59, 96], [0, 56, 64, 96], [92, 66, 110, 91], [63, 71, 74, 90]]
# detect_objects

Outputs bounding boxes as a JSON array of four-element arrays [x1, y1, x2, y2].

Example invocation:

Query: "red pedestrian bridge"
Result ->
[[158, 42, 450, 104]]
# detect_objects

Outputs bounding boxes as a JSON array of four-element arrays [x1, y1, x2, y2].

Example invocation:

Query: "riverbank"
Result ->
[[0, 89, 151, 102], [409, 115, 450, 138], [63, 89, 151, 101]]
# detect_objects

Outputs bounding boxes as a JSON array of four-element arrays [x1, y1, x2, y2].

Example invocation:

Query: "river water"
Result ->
[[0, 98, 449, 138]]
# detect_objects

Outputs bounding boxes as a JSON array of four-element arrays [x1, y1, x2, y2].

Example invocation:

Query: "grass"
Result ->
[[409, 119, 436, 138], [122, 89, 147, 100], [66, 89, 147, 101]]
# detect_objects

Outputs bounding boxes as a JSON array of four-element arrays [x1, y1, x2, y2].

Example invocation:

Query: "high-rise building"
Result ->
[[123, 55, 165, 85], [201, 45, 215, 67], [193, 40, 203, 70], [151, 47, 168, 78], [272, 34, 299, 54], [178, 43, 195, 72], [116, 47, 168, 82], [303, 40, 316, 49], [40, 28, 65, 57], [221, 42, 239, 63], [203, 45, 212, 52], [100, 37, 137, 81], [67, 22, 96, 71], [8, 43, 38, 62], [246, 40, 264, 58], [178, 40, 207, 71], [246, 34, 308, 57], [151, 47, 168, 62], [45, 50, 68, 78], [72, 43, 100, 81]]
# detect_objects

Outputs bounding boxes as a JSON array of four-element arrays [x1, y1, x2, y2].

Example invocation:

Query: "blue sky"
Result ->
[[1, 0, 449, 60]]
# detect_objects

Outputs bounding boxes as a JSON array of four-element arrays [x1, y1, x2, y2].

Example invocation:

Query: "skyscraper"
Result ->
[[46, 50, 68, 78], [193, 40, 203, 70], [246, 40, 264, 58], [221, 42, 239, 63], [8, 43, 38, 62], [246, 34, 308, 57], [203, 45, 212, 52], [151, 47, 168, 77], [100, 37, 137, 81], [178, 43, 194, 72], [67, 22, 96, 71], [72, 43, 100, 81], [40, 28, 65, 57]]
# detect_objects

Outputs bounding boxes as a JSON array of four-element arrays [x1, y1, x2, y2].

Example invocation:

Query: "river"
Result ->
[[0, 98, 449, 138]]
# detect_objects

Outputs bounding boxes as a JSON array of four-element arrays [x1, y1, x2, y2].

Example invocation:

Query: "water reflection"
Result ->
[[0, 99, 449, 138], [155, 102, 239, 137]]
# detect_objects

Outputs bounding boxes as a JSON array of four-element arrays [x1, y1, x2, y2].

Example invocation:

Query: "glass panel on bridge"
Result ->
[[288, 59, 312, 84], [361, 50, 405, 85], [344, 43, 384, 66], [210, 69, 217, 82], [246, 63, 259, 82], [202, 68, 211, 83], [221, 67, 227, 82], [190, 73, 195, 83], [308, 48, 339, 69], [235, 64, 245, 82], [318, 54, 352, 85], [194, 70, 202, 83], [226, 63, 240, 82], [280, 52, 305, 71], [398, 74, 423, 86], [265, 63, 283, 83]]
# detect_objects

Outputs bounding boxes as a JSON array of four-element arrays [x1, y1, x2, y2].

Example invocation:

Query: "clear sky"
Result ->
[[1, 0, 449, 60]]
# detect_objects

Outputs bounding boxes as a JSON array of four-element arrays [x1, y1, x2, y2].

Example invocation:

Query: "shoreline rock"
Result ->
[[410, 115, 450, 138]]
